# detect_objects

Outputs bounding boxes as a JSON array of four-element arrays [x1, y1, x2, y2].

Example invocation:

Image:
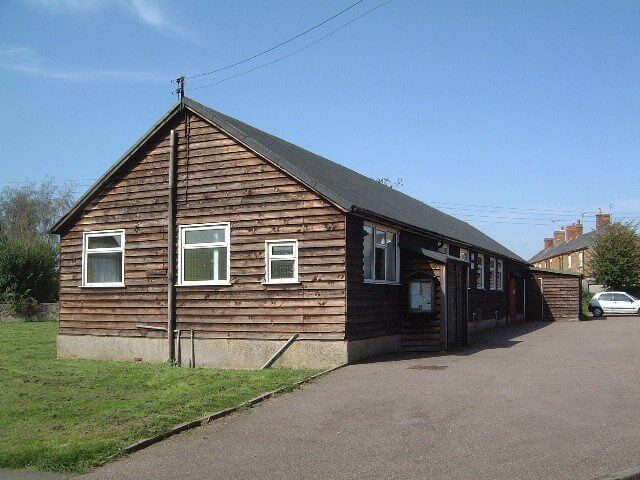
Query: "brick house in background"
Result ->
[[529, 210, 611, 290]]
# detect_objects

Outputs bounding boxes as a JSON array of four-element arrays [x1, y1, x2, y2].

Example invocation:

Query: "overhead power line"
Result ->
[[3, 179, 639, 225], [186, 0, 365, 80], [191, 0, 394, 90], [425, 200, 588, 215], [0, 179, 96, 185]]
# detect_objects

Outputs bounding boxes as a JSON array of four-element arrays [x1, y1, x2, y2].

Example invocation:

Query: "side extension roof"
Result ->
[[52, 97, 525, 263]]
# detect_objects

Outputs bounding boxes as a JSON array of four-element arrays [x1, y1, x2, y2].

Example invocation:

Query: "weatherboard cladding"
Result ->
[[53, 97, 523, 263], [529, 229, 598, 264]]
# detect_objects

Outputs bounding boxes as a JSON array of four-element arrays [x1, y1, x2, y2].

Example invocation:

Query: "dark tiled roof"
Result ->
[[529, 229, 599, 263], [184, 98, 525, 262], [528, 266, 583, 277], [53, 97, 525, 263]]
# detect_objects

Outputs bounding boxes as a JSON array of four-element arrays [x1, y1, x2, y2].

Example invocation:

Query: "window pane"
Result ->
[[87, 252, 122, 283], [614, 293, 632, 302], [363, 226, 374, 279], [385, 232, 396, 281], [375, 247, 386, 280], [375, 229, 386, 247], [88, 234, 121, 249], [185, 228, 225, 245], [271, 259, 295, 279], [271, 244, 294, 256], [184, 247, 227, 281]]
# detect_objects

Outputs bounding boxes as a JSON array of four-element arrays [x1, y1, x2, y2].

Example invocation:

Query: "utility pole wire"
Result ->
[[191, 0, 393, 90], [185, 0, 365, 80]]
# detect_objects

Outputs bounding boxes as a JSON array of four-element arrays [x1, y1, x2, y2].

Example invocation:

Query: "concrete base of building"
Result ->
[[57, 333, 402, 369], [346, 335, 401, 363]]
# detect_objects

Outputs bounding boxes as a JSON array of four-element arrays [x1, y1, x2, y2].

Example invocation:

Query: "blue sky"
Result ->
[[1, 0, 638, 259]]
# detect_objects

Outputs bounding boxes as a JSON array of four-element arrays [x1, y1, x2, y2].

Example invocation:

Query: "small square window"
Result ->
[[265, 240, 298, 284], [83, 230, 125, 287]]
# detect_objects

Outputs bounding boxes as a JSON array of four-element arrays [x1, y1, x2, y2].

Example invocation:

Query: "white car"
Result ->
[[588, 291, 640, 317]]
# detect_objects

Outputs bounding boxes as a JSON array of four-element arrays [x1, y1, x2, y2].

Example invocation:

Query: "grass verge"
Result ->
[[0, 322, 320, 473]]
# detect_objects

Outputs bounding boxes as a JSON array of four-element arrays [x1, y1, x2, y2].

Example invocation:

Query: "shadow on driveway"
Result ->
[[355, 320, 553, 364]]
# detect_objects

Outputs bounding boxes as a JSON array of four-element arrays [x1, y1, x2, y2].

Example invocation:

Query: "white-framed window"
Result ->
[[579, 251, 584, 267], [477, 253, 485, 289], [489, 257, 497, 290], [363, 223, 399, 284], [82, 230, 125, 287], [179, 222, 230, 286], [265, 240, 298, 284], [497, 259, 504, 291], [568, 254, 572, 269]]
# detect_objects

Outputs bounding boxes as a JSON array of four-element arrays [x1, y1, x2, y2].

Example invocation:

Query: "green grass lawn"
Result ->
[[0, 322, 320, 473]]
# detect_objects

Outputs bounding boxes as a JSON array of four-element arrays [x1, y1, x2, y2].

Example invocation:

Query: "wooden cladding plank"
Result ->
[[59, 111, 347, 339]]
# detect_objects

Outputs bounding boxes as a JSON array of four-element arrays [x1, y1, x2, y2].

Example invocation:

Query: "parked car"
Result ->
[[588, 291, 640, 317]]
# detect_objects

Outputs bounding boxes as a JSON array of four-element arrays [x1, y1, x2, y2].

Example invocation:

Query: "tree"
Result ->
[[0, 178, 75, 242], [589, 222, 640, 289]]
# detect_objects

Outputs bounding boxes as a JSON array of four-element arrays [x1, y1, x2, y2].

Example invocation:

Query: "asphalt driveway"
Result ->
[[80, 317, 640, 480]]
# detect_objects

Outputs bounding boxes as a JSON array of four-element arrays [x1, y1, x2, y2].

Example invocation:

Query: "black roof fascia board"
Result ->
[[527, 266, 583, 277]]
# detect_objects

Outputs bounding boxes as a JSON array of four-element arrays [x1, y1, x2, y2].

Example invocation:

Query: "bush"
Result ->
[[590, 222, 640, 289], [0, 238, 59, 306], [4, 293, 40, 317], [581, 292, 594, 317]]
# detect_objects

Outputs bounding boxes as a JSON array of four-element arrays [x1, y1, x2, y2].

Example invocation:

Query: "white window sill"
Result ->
[[79, 284, 125, 288], [176, 282, 232, 287], [262, 281, 301, 286]]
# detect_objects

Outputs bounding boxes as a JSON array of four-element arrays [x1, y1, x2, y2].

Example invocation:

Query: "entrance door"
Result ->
[[509, 277, 517, 320], [447, 262, 467, 347]]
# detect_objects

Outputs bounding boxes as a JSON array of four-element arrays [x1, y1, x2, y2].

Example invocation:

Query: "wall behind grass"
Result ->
[[0, 302, 58, 322]]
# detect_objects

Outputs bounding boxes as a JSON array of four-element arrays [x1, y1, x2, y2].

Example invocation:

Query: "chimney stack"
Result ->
[[544, 237, 554, 249], [565, 220, 584, 241], [554, 229, 566, 246], [595, 208, 611, 230]]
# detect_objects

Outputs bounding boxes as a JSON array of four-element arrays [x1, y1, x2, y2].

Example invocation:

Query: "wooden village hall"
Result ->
[[51, 98, 581, 368]]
